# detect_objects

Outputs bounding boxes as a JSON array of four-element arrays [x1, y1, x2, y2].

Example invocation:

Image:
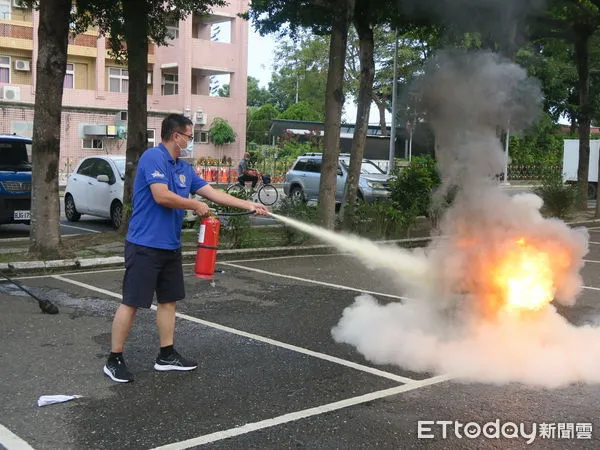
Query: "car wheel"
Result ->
[[289, 185, 306, 204], [111, 201, 123, 229], [64, 194, 81, 222]]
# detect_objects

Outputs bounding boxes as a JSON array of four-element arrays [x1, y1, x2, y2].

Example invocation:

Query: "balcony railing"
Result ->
[[0, 23, 32, 39]]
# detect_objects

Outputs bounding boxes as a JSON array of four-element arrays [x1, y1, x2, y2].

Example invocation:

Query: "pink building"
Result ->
[[0, 1, 248, 184]]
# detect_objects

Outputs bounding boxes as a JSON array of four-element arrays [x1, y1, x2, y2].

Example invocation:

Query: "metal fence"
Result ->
[[504, 163, 562, 181], [193, 161, 290, 185]]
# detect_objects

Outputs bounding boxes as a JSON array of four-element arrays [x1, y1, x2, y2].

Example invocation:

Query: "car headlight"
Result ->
[[367, 181, 387, 190]]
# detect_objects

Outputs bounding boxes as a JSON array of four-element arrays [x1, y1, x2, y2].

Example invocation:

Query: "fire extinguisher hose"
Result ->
[[209, 208, 257, 217]]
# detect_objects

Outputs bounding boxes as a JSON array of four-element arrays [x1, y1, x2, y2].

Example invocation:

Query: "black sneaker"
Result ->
[[154, 349, 197, 372], [103, 354, 134, 383]]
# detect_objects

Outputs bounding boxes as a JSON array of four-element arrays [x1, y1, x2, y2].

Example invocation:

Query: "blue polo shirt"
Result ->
[[126, 144, 208, 249]]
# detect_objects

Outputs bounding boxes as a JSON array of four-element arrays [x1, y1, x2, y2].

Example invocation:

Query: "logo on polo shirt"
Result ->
[[179, 174, 186, 187], [151, 170, 165, 178]]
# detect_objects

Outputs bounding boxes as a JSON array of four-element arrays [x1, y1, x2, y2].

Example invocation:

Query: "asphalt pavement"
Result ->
[[2, 228, 600, 449]]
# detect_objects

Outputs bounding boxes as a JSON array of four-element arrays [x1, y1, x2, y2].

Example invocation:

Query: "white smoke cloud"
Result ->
[[332, 294, 600, 388], [271, 49, 597, 387], [327, 51, 598, 388]]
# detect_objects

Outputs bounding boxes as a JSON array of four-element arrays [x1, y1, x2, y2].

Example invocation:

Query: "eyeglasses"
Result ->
[[177, 131, 193, 142]]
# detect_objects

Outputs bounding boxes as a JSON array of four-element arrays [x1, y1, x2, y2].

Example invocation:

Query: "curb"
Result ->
[[0, 216, 596, 276], [0, 237, 432, 276]]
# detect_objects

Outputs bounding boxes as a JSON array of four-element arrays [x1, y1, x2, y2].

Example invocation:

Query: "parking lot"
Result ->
[[0, 191, 283, 240], [2, 229, 600, 449]]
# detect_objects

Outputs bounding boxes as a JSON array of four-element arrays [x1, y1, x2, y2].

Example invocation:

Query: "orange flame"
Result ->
[[491, 238, 555, 313]]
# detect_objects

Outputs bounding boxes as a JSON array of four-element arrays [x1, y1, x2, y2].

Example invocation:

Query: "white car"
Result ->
[[64, 155, 125, 229]]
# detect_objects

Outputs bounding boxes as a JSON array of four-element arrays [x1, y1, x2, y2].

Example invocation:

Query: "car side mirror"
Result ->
[[97, 174, 109, 183]]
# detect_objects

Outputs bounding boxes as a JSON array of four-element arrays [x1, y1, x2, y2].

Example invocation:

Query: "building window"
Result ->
[[210, 21, 231, 43], [64, 63, 74, 89], [0, 0, 11, 20], [194, 131, 208, 144], [82, 138, 103, 149], [166, 21, 179, 41], [0, 55, 9, 83], [147, 129, 155, 148], [162, 73, 178, 95], [108, 67, 128, 93]]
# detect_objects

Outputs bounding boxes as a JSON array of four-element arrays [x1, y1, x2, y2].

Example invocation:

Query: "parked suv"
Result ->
[[64, 155, 125, 229], [283, 153, 393, 204], [0, 134, 32, 225]]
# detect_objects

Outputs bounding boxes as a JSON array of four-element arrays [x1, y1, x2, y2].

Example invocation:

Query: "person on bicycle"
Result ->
[[237, 152, 258, 190]]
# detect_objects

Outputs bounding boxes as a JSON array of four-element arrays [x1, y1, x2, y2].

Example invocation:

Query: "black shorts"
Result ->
[[122, 241, 185, 309]]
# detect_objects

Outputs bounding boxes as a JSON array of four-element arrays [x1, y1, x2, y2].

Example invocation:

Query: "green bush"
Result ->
[[389, 155, 441, 220], [206, 191, 252, 249], [209, 117, 237, 146], [508, 112, 563, 165], [344, 201, 410, 239], [533, 169, 578, 219], [274, 196, 319, 245]]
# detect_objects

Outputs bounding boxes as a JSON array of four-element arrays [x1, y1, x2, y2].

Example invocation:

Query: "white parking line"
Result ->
[[13, 264, 600, 297], [59, 223, 100, 233], [151, 374, 451, 450], [220, 262, 408, 301], [6, 254, 352, 281], [8, 267, 126, 281], [50, 275, 415, 384], [583, 285, 600, 292], [0, 424, 34, 450]]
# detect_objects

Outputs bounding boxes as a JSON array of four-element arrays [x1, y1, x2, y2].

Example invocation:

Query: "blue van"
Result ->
[[0, 134, 32, 224]]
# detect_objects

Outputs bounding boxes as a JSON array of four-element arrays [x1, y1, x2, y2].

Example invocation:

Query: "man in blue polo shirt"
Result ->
[[103, 114, 269, 383]]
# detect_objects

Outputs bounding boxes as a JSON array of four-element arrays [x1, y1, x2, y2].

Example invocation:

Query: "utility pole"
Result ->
[[502, 124, 510, 185], [387, 28, 398, 174]]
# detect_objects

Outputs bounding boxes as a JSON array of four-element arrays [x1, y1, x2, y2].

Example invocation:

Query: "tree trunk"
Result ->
[[341, 14, 374, 227], [318, 0, 354, 229], [574, 30, 591, 212], [119, 0, 149, 234], [29, 0, 72, 258], [372, 93, 388, 136]]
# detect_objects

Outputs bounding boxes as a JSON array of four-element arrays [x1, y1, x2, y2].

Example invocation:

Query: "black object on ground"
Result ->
[[0, 271, 59, 314]]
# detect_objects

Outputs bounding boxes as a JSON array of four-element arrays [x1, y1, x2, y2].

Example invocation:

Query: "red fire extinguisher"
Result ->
[[194, 214, 221, 279]]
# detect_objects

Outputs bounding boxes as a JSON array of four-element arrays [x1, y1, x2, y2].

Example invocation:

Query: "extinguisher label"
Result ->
[[198, 224, 206, 243]]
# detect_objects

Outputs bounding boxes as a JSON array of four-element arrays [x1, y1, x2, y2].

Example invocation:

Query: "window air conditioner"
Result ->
[[2, 86, 20, 101], [14, 60, 30, 71], [115, 110, 128, 122], [195, 110, 206, 125]]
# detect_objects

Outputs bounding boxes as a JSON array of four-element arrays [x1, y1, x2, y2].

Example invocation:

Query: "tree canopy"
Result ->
[[210, 117, 237, 146]]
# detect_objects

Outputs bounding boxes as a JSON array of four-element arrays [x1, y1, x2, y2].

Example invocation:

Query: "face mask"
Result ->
[[182, 141, 193, 157], [175, 135, 192, 157]]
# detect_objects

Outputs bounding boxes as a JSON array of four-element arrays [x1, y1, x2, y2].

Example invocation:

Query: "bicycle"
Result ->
[[226, 171, 279, 206]]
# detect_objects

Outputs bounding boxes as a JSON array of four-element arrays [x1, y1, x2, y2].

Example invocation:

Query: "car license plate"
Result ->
[[14, 210, 30, 220]]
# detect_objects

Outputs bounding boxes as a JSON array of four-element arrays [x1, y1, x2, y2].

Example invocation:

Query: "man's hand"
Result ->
[[246, 201, 269, 216], [193, 201, 211, 217]]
